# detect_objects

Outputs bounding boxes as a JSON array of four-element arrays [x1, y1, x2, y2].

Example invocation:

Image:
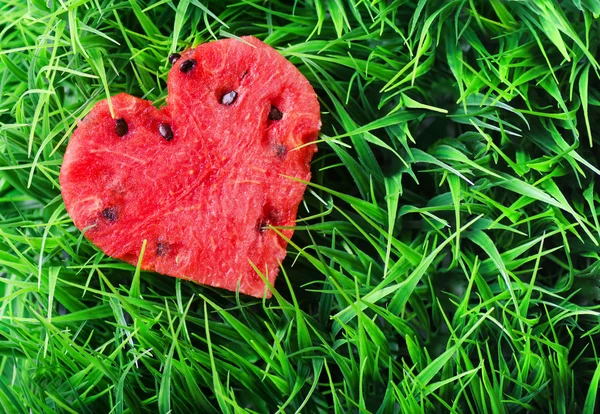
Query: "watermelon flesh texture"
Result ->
[[60, 36, 320, 298]]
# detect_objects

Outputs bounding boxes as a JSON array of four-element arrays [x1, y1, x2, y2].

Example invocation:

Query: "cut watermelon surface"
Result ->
[[59, 36, 321, 298]]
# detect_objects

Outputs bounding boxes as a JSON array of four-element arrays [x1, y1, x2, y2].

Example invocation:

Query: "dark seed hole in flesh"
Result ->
[[159, 123, 173, 141], [268, 105, 283, 121], [156, 241, 169, 257], [179, 59, 196, 73], [115, 118, 128, 137], [257, 205, 281, 233], [257, 219, 268, 233], [241, 70, 248, 79], [220, 90, 238, 106], [101, 207, 118, 222], [274, 144, 287, 158], [168, 53, 181, 65]]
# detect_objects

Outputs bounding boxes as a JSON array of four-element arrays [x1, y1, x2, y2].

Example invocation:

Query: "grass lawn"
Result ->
[[2, 0, 600, 412]]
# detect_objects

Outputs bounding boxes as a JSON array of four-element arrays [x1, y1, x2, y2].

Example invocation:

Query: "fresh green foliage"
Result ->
[[1, 0, 600, 412]]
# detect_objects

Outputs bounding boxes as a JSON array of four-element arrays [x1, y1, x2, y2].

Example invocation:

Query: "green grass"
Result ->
[[1, 0, 600, 412]]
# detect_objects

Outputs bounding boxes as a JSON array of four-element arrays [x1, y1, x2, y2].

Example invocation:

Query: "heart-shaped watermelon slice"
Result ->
[[60, 36, 321, 298]]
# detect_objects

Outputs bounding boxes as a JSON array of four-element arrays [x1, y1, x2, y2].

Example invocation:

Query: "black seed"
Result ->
[[241, 70, 248, 79], [274, 144, 287, 158], [220, 90, 238, 106], [159, 123, 173, 141], [168, 53, 181, 65], [268, 105, 283, 121], [115, 118, 128, 137], [156, 241, 169, 257], [101, 207, 118, 222], [179, 59, 196, 73]]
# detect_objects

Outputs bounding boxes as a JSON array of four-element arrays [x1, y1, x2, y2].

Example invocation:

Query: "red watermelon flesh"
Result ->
[[59, 36, 320, 298]]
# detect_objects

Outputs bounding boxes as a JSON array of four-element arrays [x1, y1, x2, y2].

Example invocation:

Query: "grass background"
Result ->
[[2, 0, 600, 412]]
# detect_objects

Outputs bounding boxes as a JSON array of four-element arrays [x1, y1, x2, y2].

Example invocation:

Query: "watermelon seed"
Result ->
[[179, 59, 196, 73], [101, 207, 118, 222], [220, 90, 238, 106], [115, 118, 128, 137], [158, 123, 173, 141], [268, 105, 283, 121], [241, 70, 248, 79], [168, 53, 181, 65]]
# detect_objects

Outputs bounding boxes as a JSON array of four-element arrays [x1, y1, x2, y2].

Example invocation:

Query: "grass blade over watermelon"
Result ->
[[59, 36, 321, 298]]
